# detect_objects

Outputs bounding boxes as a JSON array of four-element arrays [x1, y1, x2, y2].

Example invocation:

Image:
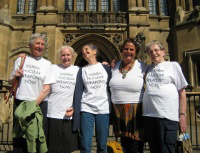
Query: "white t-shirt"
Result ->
[[143, 61, 188, 122], [45, 64, 79, 119], [109, 60, 147, 104], [11, 56, 51, 101], [81, 63, 110, 114]]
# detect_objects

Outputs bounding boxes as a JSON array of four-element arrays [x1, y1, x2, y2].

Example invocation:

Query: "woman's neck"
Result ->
[[87, 58, 98, 65]]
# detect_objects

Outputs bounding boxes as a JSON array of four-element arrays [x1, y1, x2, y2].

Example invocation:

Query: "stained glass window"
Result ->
[[77, 0, 85, 11], [89, 0, 97, 11], [28, 0, 37, 14], [65, 0, 73, 11], [101, 0, 109, 11], [113, 0, 120, 11], [160, 0, 168, 15], [17, 0, 26, 14], [149, 0, 157, 15]]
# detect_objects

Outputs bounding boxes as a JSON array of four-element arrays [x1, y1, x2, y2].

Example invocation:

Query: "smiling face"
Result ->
[[82, 45, 97, 61], [122, 42, 136, 63], [30, 38, 45, 58], [148, 44, 165, 64], [60, 48, 73, 67]]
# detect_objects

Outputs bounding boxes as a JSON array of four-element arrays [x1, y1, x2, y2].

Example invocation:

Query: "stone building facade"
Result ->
[[0, 0, 200, 91]]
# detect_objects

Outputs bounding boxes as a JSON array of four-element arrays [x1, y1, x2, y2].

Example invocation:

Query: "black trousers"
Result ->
[[121, 137, 144, 153], [144, 116, 178, 153], [13, 99, 48, 153]]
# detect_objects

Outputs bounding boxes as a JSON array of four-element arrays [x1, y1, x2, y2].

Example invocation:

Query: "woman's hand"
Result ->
[[18, 53, 26, 58], [179, 115, 187, 133], [65, 107, 74, 117], [15, 69, 24, 77]]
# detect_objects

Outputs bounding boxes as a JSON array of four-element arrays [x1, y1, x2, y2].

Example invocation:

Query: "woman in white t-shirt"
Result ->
[[9, 33, 51, 153], [109, 38, 147, 153], [143, 40, 188, 153], [73, 43, 111, 153], [36, 45, 80, 153]]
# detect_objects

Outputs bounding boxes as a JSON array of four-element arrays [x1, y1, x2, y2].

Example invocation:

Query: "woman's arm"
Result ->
[[179, 88, 187, 133], [36, 84, 51, 105]]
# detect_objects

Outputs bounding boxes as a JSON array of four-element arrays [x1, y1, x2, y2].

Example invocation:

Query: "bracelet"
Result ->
[[180, 113, 187, 116]]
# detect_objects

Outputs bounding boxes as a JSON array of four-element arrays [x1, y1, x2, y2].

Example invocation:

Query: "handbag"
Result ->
[[176, 133, 193, 153], [107, 137, 123, 153], [0, 56, 26, 124]]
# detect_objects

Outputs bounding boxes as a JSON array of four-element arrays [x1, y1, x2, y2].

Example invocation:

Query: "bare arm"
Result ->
[[36, 84, 51, 105], [179, 88, 187, 133]]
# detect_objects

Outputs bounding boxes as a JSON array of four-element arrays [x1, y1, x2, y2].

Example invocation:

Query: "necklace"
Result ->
[[120, 61, 135, 79]]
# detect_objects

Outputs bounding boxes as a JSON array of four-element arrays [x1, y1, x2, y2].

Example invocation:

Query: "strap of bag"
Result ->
[[143, 67, 149, 90], [4, 55, 26, 103]]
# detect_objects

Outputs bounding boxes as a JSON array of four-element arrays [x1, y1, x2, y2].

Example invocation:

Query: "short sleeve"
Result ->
[[43, 64, 56, 85], [173, 62, 188, 90]]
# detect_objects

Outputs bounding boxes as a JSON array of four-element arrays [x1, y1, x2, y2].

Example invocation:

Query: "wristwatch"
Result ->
[[180, 113, 187, 116]]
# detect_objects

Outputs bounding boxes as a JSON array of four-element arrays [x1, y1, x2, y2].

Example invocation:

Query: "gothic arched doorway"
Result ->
[[71, 34, 121, 67]]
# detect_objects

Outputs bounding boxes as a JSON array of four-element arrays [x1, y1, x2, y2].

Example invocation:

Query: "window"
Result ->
[[65, 0, 73, 11], [101, 0, 109, 11], [17, 0, 26, 14], [149, 0, 157, 15], [113, 0, 120, 12], [89, 0, 97, 11], [160, 0, 168, 15], [77, 0, 85, 11], [193, 0, 200, 7], [28, 0, 37, 14]]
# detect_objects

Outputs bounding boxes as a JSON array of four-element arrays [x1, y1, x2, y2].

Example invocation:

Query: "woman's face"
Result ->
[[60, 48, 73, 67], [148, 44, 165, 64], [122, 42, 136, 62], [30, 38, 45, 57], [82, 45, 97, 61]]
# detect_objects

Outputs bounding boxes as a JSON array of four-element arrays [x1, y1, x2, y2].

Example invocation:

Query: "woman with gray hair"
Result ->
[[73, 43, 111, 153], [36, 45, 80, 153], [9, 33, 52, 153], [143, 40, 188, 153]]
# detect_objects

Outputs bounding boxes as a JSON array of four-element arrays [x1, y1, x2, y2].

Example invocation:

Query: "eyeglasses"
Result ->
[[148, 49, 162, 54]]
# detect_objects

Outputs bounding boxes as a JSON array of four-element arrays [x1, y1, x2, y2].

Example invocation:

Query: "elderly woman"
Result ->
[[36, 45, 79, 153], [143, 40, 188, 153], [109, 38, 147, 153], [9, 33, 51, 153], [73, 43, 111, 153]]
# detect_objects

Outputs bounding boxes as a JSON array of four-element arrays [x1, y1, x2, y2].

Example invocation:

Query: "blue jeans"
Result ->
[[80, 112, 109, 153]]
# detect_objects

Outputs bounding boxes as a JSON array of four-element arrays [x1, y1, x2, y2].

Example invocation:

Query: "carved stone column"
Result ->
[[86, 0, 89, 11], [110, 0, 113, 11], [189, 0, 193, 11], [144, 0, 149, 10], [98, 0, 101, 11], [74, 0, 77, 11], [138, 0, 143, 7]]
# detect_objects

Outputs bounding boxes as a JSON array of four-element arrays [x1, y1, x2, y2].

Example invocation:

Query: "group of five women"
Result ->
[[9, 33, 188, 153]]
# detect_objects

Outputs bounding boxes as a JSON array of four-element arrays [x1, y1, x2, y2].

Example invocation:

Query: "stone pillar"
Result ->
[[86, 0, 89, 11], [128, 0, 136, 10], [138, 0, 143, 7], [181, 0, 186, 10], [144, 0, 149, 10], [110, 0, 113, 11], [189, 0, 193, 11], [98, 0, 101, 11], [74, 0, 77, 11]]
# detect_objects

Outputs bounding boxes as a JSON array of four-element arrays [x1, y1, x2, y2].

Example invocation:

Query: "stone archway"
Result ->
[[71, 34, 121, 67]]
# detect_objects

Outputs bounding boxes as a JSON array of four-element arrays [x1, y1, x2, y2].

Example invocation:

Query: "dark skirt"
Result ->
[[112, 103, 144, 140], [46, 117, 80, 153]]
